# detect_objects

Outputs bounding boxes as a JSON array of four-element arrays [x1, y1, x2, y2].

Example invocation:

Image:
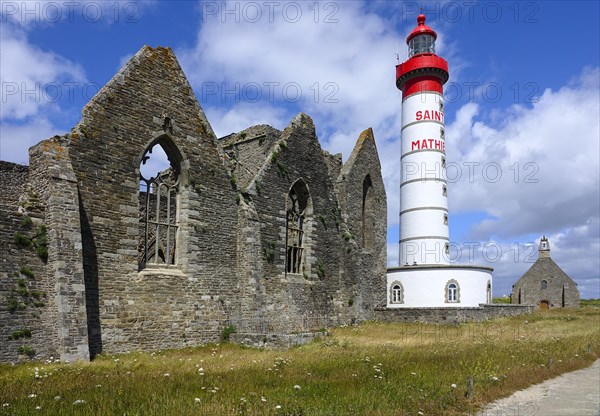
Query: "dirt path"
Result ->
[[477, 360, 600, 416]]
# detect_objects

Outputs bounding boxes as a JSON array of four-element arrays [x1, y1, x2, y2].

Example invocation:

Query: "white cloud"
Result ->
[[446, 67, 600, 239], [179, 0, 410, 226], [0, 12, 85, 163], [0, 117, 61, 164], [203, 102, 290, 138], [443, 67, 600, 297], [0, 27, 85, 120]]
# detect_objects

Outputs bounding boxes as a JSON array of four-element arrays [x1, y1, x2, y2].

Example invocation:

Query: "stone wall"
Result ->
[[374, 304, 534, 324], [235, 114, 352, 329], [512, 257, 580, 308], [337, 128, 387, 318], [0, 45, 391, 362], [0, 161, 28, 206], [61, 46, 239, 356], [0, 161, 58, 362], [221, 124, 282, 189]]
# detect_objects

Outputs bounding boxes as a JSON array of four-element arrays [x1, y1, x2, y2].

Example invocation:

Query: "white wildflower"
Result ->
[[163, 373, 170, 377], [28, 394, 37, 398], [293, 385, 301, 390], [261, 396, 267, 402], [35, 406, 42, 410], [73, 399, 86, 405], [276, 405, 282, 409], [451, 384, 457, 388], [2, 403, 9, 407], [54, 396, 61, 401], [194, 398, 201, 403]]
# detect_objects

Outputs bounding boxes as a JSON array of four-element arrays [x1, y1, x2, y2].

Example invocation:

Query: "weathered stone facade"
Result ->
[[0, 46, 387, 362], [511, 237, 580, 309]]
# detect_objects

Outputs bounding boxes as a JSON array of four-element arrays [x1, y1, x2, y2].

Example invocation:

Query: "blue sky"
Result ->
[[1, 1, 599, 298]]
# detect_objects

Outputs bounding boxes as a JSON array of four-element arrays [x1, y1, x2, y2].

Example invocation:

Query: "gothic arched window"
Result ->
[[286, 180, 310, 274], [138, 138, 181, 270], [362, 175, 375, 251]]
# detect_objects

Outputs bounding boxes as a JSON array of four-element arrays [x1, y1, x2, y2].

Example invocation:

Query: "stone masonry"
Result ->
[[0, 46, 387, 362], [511, 236, 580, 309]]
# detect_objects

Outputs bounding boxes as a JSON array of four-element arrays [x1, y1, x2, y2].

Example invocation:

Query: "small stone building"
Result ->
[[0, 46, 387, 362], [511, 236, 580, 309]]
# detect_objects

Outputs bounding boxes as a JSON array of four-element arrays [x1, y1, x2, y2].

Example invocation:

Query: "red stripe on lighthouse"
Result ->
[[402, 77, 443, 96]]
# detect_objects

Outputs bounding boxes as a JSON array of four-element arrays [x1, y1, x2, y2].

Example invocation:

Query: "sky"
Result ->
[[1, 0, 599, 298]]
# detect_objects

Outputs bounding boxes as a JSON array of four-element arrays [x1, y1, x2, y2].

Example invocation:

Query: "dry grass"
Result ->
[[1, 308, 598, 415]]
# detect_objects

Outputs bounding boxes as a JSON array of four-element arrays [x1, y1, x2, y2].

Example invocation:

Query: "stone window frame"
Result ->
[[445, 279, 460, 303], [389, 281, 404, 304], [541, 280, 548, 290], [138, 132, 185, 271], [285, 179, 312, 276], [486, 280, 492, 304], [362, 174, 375, 252]]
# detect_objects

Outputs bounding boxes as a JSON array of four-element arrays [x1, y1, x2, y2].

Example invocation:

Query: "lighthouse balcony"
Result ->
[[396, 54, 449, 88]]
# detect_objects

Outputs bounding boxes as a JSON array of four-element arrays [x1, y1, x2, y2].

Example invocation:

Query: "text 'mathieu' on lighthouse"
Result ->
[[386, 14, 494, 308]]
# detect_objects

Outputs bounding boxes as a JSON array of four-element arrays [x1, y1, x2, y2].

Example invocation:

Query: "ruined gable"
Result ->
[[52, 46, 238, 357], [221, 124, 282, 190], [337, 128, 387, 313], [0, 46, 390, 361]]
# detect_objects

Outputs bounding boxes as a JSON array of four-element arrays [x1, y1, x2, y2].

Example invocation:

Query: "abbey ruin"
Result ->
[[0, 46, 388, 362]]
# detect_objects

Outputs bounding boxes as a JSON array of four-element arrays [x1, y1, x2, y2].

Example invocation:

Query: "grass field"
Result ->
[[1, 307, 598, 415]]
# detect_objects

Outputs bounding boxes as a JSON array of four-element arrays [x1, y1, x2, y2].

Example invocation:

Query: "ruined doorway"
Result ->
[[539, 300, 550, 310]]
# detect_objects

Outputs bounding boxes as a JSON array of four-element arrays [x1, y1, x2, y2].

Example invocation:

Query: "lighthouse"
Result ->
[[397, 14, 449, 266], [387, 14, 493, 308]]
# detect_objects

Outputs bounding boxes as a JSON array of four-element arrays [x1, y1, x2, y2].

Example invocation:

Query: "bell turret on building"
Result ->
[[539, 235, 550, 258]]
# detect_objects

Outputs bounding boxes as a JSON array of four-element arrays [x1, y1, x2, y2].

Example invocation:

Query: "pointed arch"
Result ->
[[285, 179, 312, 274], [138, 133, 183, 270], [362, 174, 375, 251]]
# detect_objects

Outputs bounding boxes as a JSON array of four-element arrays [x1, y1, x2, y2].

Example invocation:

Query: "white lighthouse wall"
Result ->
[[400, 238, 448, 265], [400, 181, 446, 210], [401, 210, 447, 237], [401, 92, 444, 122], [386, 267, 492, 308], [400, 90, 448, 266]]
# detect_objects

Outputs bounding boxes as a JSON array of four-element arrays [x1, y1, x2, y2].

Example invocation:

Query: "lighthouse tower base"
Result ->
[[386, 265, 493, 308]]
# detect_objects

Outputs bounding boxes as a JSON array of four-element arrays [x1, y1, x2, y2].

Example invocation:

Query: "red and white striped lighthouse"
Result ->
[[387, 14, 493, 309], [396, 14, 449, 266]]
